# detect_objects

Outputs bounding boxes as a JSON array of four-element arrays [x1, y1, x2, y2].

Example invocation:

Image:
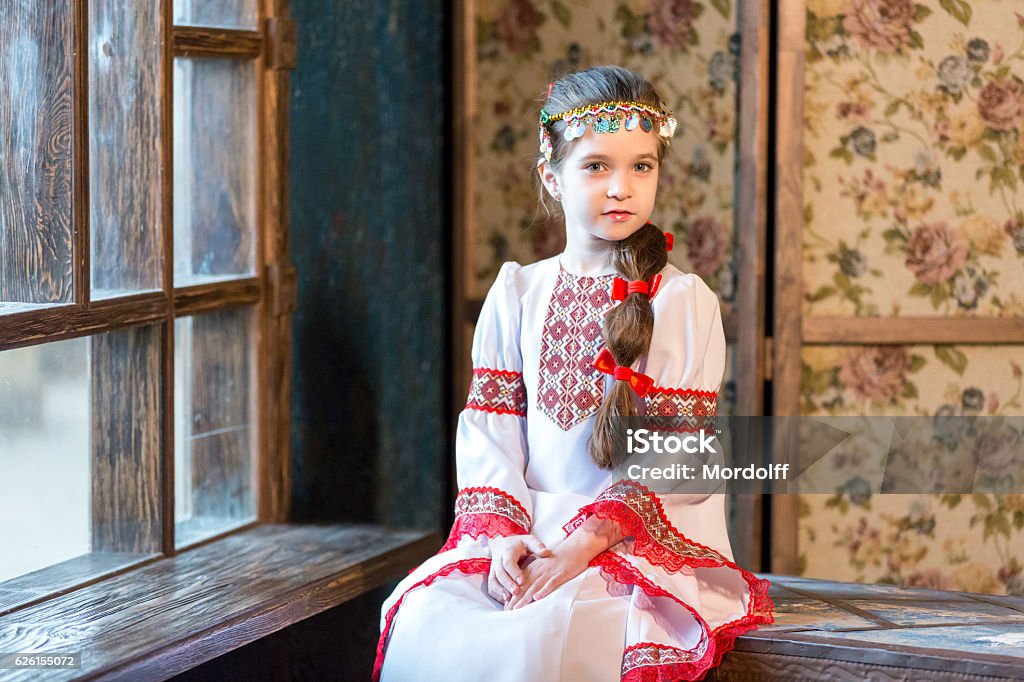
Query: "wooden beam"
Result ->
[[0, 294, 167, 352], [173, 277, 262, 316], [771, 0, 806, 576], [173, 26, 262, 59], [803, 317, 1024, 345], [259, 0, 295, 524]]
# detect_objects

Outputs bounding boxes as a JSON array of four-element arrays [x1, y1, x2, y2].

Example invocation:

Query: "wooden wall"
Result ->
[[287, 0, 450, 532]]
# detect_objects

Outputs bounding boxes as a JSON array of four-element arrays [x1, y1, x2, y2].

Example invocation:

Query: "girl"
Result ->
[[375, 65, 773, 681]]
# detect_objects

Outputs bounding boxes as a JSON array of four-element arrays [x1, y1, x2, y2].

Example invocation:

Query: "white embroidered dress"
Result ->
[[375, 256, 773, 681]]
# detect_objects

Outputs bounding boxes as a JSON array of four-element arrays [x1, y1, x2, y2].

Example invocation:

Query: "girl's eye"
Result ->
[[585, 162, 604, 172], [635, 162, 653, 172]]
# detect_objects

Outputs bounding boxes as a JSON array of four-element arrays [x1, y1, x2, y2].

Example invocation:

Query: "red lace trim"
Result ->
[[592, 551, 774, 682], [438, 487, 531, 553], [465, 367, 527, 416], [562, 480, 728, 572], [372, 557, 490, 681]]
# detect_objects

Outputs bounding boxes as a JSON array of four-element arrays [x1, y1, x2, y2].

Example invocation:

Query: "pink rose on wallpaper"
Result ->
[[842, 0, 915, 53], [838, 346, 910, 403], [495, 0, 543, 56], [684, 216, 729, 278], [904, 222, 967, 284], [648, 0, 698, 50], [977, 78, 1024, 132]]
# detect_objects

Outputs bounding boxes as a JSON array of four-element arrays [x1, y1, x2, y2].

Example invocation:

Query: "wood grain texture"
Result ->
[[0, 294, 166, 351], [0, 2, 75, 304], [258, 0, 294, 524], [173, 277, 262, 316], [0, 525, 438, 681], [88, 0, 163, 295], [173, 27, 262, 59], [771, 0, 806, 576], [0, 552, 158, 617], [803, 317, 1024, 345], [731, 0, 765, 573], [90, 324, 163, 554]]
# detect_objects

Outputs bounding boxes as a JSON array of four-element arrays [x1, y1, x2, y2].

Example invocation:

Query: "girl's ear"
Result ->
[[537, 160, 562, 201]]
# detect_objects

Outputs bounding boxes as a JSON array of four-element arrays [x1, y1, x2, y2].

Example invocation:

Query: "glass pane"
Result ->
[[90, 0, 164, 299], [173, 58, 257, 286], [173, 0, 258, 30], [0, 326, 161, 589], [175, 307, 257, 548], [0, 4, 74, 309]]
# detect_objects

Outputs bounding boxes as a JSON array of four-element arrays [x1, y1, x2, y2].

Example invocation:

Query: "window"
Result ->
[[0, 1, 294, 612]]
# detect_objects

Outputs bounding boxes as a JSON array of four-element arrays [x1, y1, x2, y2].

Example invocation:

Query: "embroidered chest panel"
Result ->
[[537, 269, 615, 431]]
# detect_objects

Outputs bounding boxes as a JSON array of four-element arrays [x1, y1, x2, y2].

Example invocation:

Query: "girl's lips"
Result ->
[[603, 211, 633, 221]]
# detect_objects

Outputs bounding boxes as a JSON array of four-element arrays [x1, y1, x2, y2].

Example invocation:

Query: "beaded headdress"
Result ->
[[538, 100, 678, 162]]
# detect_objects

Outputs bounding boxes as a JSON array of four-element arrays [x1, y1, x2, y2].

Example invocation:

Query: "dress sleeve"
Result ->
[[439, 261, 533, 552]]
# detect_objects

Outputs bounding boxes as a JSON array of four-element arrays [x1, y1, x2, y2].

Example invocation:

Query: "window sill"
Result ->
[[0, 523, 437, 681]]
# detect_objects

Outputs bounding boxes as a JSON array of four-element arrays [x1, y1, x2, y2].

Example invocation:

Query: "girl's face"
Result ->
[[539, 123, 660, 244]]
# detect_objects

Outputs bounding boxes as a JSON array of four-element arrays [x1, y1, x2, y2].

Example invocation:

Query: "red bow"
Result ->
[[593, 348, 654, 397], [611, 275, 663, 301], [664, 232, 674, 251]]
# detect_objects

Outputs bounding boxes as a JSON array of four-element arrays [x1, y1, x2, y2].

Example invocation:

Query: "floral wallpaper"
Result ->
[[472, 0, 741, 300], [802, 0, 1024, 316], [800, 344, 1024, 594], [799, 1, 1024, 596]]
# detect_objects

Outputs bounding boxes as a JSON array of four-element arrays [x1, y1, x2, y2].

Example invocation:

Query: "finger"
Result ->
[[533, 575, 561, 601], [502, 554, 524, 587], [505, 570, 533, 610], [525, 536, 552, 557], [495, 561, 521, 595], [512, 578, 544, 610]]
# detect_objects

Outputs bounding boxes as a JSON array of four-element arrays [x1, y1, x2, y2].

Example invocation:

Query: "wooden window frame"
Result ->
[[0, 0, 295, 611]]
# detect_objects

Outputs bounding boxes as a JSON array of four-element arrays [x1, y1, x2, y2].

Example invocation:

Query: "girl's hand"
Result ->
[[504, 541, 591, 610], [487, 534, 551, 604], [505, 514, 625, 610]]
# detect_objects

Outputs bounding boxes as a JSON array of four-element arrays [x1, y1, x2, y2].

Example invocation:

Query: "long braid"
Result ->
[[535, 65, 673, 469]]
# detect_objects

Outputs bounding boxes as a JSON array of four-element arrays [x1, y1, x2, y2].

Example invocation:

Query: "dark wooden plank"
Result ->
[[90, 325, 163, 554], [0, 525, 437, 682], [0, 2, 74, 305], [0, 294, 167, 351], [740, 626, 1024, 679], [172, 277, 261, 316], [0, 553, 158, 616], [770, 0, 806, 576], [172, 27, 262, 59]]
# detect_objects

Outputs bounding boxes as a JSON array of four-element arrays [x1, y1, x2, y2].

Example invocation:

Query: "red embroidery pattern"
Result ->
[[372, 558, 491, 681], [589, 551, 773, 682], [644, 387, 717, 418], [563, 480, 726, 572], [438, 487, 531, 552], [465, 368, 527, 416], [537, 269, 615, 430]]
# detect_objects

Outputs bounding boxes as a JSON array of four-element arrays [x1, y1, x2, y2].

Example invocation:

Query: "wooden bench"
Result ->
[[719, 573, 1024, 680], [5, 537, 1022, 681], [0, 524, 437, 681]]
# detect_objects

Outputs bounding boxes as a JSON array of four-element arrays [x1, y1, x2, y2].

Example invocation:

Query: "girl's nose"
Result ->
[[607, 172, 632, 199]]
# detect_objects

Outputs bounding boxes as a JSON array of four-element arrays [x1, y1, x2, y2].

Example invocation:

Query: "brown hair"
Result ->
[[537, 65, 671, 469]]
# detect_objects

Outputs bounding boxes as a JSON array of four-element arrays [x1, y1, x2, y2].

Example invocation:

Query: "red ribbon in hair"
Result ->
[[664, 232, 674, 251], [611, 274, 663, 302], [593, 348, 654, 397]]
